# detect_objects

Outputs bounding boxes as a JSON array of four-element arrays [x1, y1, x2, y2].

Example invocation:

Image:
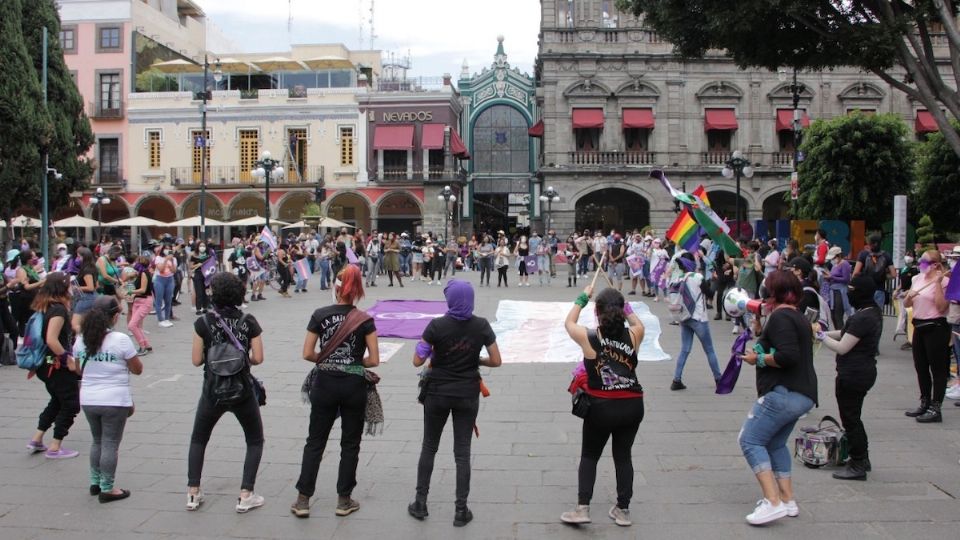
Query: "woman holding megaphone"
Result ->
[[736, 270, 817, 526]]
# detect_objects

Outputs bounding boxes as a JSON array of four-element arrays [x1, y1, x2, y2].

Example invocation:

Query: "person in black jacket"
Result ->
[[737, 270, 817, 526]]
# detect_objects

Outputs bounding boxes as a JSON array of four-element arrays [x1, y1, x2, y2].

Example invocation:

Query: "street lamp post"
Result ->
[[251, 150, 284, 230], [539, 185, 560, 232], [437, 185, 457, 242], [721, 151, 754, 241], [88, 187, 112, 243], [199, 56, 222, 237]]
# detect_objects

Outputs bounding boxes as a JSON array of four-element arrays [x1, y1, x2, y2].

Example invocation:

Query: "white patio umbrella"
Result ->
[[107, 217, 170, 227], [52, 215, 100, 228], [169, 216, 226, 227], [10, 215, 39, 228], [228, 216, 289, 227], [319, 217, 354, 229], [282, 221, 307, 230]]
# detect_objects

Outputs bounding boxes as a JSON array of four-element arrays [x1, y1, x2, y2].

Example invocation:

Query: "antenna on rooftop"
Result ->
[[369, 0, 377, 49]]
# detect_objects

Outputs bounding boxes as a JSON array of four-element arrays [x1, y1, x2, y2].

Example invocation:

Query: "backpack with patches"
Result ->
[[202, 311, 252, 407], [16, 312, 48, 370], [803, 286, 834, 332]]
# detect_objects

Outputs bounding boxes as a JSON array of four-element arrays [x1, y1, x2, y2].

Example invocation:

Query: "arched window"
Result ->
[[473, 105, 530, 173]]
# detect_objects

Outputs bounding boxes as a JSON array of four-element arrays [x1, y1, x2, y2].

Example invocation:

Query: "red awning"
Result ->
[[450, 129, 469, 159], [776, 109, 811, 131], [622, 108, 655, 129], [528, 119, 544, 137], [421, 123, 445, 149], [915, 110, 938, 133], [373, 125, 414, 150], [704, 108, 738, 131], [572, 108, 604, 129]]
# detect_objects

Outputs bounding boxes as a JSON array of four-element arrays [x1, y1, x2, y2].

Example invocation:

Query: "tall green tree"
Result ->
[[20, 0, 94, 208], [0, 0, 50, 221], [914, 125, 960, 233], [795, 112, 913, 227], [619, 1, 960, 158]]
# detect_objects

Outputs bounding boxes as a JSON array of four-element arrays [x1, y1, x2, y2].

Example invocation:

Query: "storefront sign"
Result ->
[[382, 111, 433, 122]]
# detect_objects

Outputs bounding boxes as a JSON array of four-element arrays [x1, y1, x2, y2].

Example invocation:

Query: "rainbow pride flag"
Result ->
[[666, 185, 710, 252]]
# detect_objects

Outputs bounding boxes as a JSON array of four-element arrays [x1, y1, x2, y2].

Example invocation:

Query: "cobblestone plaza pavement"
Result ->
[[1, 270, 958, 540]]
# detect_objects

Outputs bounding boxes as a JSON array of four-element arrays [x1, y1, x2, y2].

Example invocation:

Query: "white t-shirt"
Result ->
[[75, 331, 138, 407]]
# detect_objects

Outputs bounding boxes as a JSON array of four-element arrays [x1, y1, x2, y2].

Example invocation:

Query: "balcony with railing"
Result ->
[[568, 151, 656, 166], [89, 101, 125, 119], [95, 169, 124, 186], [701, 151, 732, 165], [170, 165, 323, 187], [771, 152, 794, 167]]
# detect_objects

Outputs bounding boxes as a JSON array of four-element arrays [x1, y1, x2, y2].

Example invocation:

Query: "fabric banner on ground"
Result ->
[[366, 300, 447, 339], [378, 340, 404, 362], [490, 300, 669, 363]]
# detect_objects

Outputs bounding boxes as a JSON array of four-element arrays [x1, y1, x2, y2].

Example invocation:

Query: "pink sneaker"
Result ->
[[45, 448, 79, 459], [26, 440, 47, 454]]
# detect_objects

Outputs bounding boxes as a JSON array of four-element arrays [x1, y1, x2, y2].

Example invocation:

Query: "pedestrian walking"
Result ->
[[670, 253, 722, 390], [292, 265, 380, 518], [737, 270, 817, 525], [561, 286, 645, 527], [74, 296, 143, 502], [408, 280, 502, 527], [186, 273, 266, 513]]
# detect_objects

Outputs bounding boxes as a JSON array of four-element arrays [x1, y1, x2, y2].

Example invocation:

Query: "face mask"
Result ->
[[903, 256, 914, 265], [199, 247, 207, 254], [848, 276, 876, 309], [164, 249, 172, 256], [58, 249, 67, 256], [30, 258, 39, 265], [918, 259, 933, 274]]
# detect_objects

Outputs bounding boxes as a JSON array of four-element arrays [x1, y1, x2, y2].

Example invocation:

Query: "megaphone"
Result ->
[[723, 287, 767, 318]]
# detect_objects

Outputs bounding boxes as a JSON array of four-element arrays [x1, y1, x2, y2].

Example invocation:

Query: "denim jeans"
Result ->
[[873, 289, 885, 308], [674, 319, 722, 381], [319, 259, 331, 289], [416, 394, 479, 509], [738, 385, 814, 477], [399, 253, 411, 275], [578, 255, 590, 276], [153, 275, 174, 322], [366, 256, 379, 285]]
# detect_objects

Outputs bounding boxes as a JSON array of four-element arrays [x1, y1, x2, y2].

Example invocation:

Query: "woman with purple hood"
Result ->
[[409, 279, 502, 527]]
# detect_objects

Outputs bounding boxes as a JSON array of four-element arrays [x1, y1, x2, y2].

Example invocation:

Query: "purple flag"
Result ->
[[716, 329, 752, 395], [366, 300, 448, 339], [524, 255, 538, 274], [945, 269, 960, 302], [346, 246, 359, 264], [201, 256, 217, 287]]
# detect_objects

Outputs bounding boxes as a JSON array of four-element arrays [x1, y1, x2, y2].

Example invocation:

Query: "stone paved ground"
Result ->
[[1, 268, 958, 540]]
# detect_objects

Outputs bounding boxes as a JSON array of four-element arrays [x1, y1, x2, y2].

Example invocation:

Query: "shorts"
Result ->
[[610, 262, 625, 279], [73, 292, 96, 315], [413, 253, 423, 264]]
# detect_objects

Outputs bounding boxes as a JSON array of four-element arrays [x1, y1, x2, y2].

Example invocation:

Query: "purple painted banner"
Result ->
[[945, 269, 959, 302], [366, 300, 448, 339], [523, 255, 538, 274]]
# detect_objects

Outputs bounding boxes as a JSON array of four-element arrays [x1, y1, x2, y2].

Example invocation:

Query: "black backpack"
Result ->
[[202, 312, 252, 407]]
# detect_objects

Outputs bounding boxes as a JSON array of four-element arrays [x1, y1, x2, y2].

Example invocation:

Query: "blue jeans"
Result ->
[[673, 319, 722, 381], [578, 255, 590, 276], [153, 275, 174, 322], [319, 259, 331, 289], [738, 385, 814, 477], [400, 253, 411, 275], [873, 289, 885, 308]]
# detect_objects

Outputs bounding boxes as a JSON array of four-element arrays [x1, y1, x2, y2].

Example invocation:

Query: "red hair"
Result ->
[[764, 270, 802, 306], [335, 265, 365, 304]]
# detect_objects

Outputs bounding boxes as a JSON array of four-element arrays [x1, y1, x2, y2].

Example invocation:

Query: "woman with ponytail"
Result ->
[[561, 286, 645, 527], [292, 265, 379, 519], [73, 296, 142, 502]]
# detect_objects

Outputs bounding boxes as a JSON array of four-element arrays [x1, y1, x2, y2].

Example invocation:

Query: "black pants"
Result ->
[[192, 272, 208, 311], [173, 270, 183, 302], [36, 366, 80, 441], [296, 374, 367, 497], [497, 266, 508, 286], [277, 265, 292, 293], [835, 372, 876, 460], [479, 258, 491, 285], [912, 319, 952, 403], [831, 289, 846, 330], [0, 297, 17, 342], [431, 259, 443, 282], [578, 397, 644, 509], [10, 292, 34, 338], [715, 281, 730, 316], [188, 391, 264, 491], [416, 394, 479, 509]]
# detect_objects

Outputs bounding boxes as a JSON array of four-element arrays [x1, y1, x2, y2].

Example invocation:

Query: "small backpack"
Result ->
[[803, 286, 834, 332], [17, 312, 48, 370], [794, 415, 849, 468], [667, 273, 700, 322], [202, 312, 252, 407]]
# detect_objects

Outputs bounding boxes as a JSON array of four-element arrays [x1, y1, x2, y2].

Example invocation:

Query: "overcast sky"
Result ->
[[201, 0, 541, 79]]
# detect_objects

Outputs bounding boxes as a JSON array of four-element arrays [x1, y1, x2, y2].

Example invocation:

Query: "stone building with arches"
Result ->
[[536, 1, 942, 236]]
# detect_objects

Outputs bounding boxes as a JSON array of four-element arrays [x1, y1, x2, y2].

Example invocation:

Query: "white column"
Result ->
[[377, 150, 384, 181], [406, 150, 413, 180], [422, 149, 430, 179], [357, 112, 369, 184]]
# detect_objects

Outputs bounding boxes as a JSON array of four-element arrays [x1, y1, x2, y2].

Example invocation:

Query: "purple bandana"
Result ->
[[443, 279, 474, 321], [716, 329, 752, 395]]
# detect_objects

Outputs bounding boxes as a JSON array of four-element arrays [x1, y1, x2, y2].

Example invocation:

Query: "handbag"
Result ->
[[794, 415, 849, 468], [571, 387, 591, 418]]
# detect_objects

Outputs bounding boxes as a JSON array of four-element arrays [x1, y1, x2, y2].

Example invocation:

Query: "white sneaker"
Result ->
[[236, 492, 265, 513], [731, 326, 740, 334], [159, 320, 174, 328], [782, 499, 799, 517], [946, 385, 960, 400], [608, 505, 631, 526], [746, 499, 788, 525], [560, 504, 590, 524], [186, 490, 204, 511]]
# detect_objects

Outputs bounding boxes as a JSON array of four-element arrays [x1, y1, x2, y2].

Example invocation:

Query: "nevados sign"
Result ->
[[382, 111, 433, 122]]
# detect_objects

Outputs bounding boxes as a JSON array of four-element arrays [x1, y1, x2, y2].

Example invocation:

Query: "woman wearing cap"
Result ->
[[738, 270, 817, 525], [409, 280, 501, 526], [814, 275, 882, 480], [73, 295, 143, 502], [903, 250, 951, 423], [822, 246, 852, 329]]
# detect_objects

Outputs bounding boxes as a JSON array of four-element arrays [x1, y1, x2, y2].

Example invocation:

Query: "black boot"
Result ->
[[453, 506, 473, 527], [904, 399, 929, 417], [916, 401, 942, 423], [407, 500, 428, 520], [832, 457, 867, 481], [862, 454, 872, 472]]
